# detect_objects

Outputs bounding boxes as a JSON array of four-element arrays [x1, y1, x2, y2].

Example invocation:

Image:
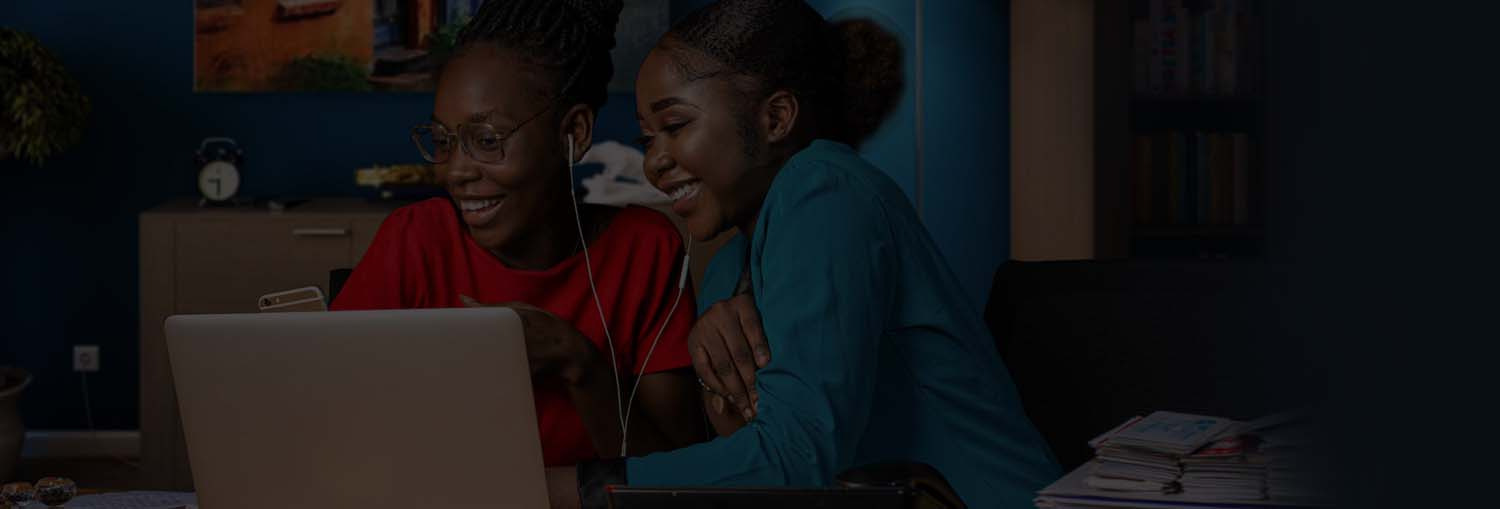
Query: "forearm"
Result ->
[[628, 406, 837, 488]]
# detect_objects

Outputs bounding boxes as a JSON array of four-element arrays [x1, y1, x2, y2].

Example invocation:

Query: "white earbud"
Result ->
[[564, 132, 692, 457]]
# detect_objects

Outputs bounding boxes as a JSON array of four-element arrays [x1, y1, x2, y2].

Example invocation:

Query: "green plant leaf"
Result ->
[[2, 28, 91, 167]]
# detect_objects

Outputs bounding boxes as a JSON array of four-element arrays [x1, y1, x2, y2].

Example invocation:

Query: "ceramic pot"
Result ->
[[0, 367, 32, 483]]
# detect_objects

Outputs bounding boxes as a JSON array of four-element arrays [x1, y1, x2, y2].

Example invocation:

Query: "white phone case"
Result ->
[[257, 286, 327, 312]]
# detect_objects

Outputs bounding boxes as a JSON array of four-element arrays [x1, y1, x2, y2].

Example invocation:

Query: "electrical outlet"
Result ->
[[73, 345, 100, 372]]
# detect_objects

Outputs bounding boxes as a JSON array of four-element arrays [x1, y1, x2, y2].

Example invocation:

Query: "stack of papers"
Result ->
[[1037, 410, 1331, 509], [1037, 460, 1308, 509], [1092, 445, 1182, 491], [1095, 412, 1240, 455], [1084, 412, 1240, 494], [1179, 436, 1267, 500]]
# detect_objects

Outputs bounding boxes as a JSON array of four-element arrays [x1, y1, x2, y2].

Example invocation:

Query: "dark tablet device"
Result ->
[[606, 486, 930, 509]]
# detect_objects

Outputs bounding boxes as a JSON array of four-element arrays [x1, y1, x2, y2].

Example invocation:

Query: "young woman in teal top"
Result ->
[[547, 1, 1062, 507]]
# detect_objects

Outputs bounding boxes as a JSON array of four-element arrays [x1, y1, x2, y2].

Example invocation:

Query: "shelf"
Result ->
[[1132, 95, 1262, 104], [1129, 226, 1264, 260], [1131, 225, 1264, 238], [1130, 97, 1262, 131]]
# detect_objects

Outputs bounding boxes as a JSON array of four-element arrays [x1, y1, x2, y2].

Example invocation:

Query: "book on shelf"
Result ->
[[1210, 133, 1234, 225], [1174, 2, 1191, 95], [1131, 130, 1254, 228], [1133, 135, 1154, 227], [1166, 131, 1184, 225], [1183, 132, 1197, 226], [1151, 133, 1170, 228], [1217, 0, 1240, 96], [1195, 131, 1211, 226], [1148, 0, 1182, 95], [1134, 19, 1152, 94], [1192, 5, 1209, 96], [1140, 0, 1254, 97], [1232, 132, 1250, 224]]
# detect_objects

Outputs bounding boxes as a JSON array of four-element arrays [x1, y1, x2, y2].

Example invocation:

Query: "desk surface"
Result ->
[[143, 197, 405, 218]]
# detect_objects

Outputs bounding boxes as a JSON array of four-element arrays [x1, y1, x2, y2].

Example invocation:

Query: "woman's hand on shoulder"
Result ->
[[703, 385, 747, 437], [689, 293, 769, 421], [460, 295, 601, 385]]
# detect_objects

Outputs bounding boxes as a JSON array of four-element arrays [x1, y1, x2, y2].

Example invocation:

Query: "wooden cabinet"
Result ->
[[138, 198, 399, 490]]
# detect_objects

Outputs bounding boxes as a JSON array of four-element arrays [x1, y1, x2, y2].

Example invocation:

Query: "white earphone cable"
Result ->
[[621, 236, 691, 456], [566, 136, 627, 438], [566, 135, 691, 457]]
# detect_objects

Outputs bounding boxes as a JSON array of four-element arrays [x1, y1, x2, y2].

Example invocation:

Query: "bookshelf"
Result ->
[[1095, 0, 1270, 260]]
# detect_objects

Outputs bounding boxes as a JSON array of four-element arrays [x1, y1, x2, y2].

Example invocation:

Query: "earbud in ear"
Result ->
[[566, 134, 575, 165]]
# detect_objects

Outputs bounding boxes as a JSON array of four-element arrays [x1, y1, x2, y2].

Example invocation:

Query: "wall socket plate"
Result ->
[[73, 345, 100, 372]]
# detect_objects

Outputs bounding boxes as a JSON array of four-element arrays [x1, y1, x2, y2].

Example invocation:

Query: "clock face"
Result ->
[[198, 160, 241, 201]]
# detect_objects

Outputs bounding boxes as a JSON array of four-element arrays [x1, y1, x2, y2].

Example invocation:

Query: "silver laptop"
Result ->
[[165, 308, 547, 509]]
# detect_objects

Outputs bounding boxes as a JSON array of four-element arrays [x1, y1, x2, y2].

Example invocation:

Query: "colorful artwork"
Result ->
[[193, 0, 668, 93]]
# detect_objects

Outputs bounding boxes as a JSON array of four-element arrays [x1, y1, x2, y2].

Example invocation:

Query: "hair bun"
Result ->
[[561, 0, 624, 50], [834, 17, 903, 147]]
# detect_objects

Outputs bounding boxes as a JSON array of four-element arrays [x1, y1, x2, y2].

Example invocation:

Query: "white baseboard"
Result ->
[[20, 430, 140, 459]]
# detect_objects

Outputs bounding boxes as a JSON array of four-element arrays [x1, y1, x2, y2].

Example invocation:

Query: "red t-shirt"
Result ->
[[331, 198, 695, 466]]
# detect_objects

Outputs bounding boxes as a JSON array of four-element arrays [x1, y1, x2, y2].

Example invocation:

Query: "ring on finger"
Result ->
[[697, 377, 718, 395]]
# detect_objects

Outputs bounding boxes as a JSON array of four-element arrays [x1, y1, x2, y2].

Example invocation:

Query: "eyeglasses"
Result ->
[[412, 62, 587, 165], [410, 103, 554, 165]]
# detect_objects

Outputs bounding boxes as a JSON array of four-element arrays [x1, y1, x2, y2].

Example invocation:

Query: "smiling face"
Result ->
[[635, 42, 782, 241], [432, 44, 570, 256]]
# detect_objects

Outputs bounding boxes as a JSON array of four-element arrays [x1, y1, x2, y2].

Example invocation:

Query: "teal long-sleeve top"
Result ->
[[626, 140, 1061, 508]]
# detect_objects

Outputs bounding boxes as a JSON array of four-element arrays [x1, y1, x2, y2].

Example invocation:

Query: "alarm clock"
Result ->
[[195, 137, 244, 205]]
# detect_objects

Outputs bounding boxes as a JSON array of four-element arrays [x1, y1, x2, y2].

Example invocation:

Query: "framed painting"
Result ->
[[194, 0, 668, 93]]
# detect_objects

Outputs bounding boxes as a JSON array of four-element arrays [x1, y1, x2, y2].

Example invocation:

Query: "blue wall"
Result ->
[[910, 0, 1011, 312], [1, 0, 1011, 430]]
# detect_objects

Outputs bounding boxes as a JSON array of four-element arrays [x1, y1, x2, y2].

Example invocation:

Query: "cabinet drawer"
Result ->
[[350, 216, 385, 266], [175, 218, 352, 314]]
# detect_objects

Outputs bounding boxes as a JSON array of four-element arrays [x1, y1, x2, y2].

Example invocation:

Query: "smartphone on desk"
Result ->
[[257, 286, 327, 312]]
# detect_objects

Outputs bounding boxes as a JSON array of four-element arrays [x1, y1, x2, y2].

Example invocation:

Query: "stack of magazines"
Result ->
[[1179, 435, 1267, 500], [1084, 411, 1238, 494], [1090, 444, 1182, 493], [1036, 410, 1331, 509]]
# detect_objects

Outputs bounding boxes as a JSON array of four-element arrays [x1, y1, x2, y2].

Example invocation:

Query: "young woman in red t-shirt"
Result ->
[[331, 0, 704, 466]]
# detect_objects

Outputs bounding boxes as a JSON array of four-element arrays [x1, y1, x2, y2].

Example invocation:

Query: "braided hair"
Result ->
[[453, 0, 624, 113], [663, 0, 903, 148]]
